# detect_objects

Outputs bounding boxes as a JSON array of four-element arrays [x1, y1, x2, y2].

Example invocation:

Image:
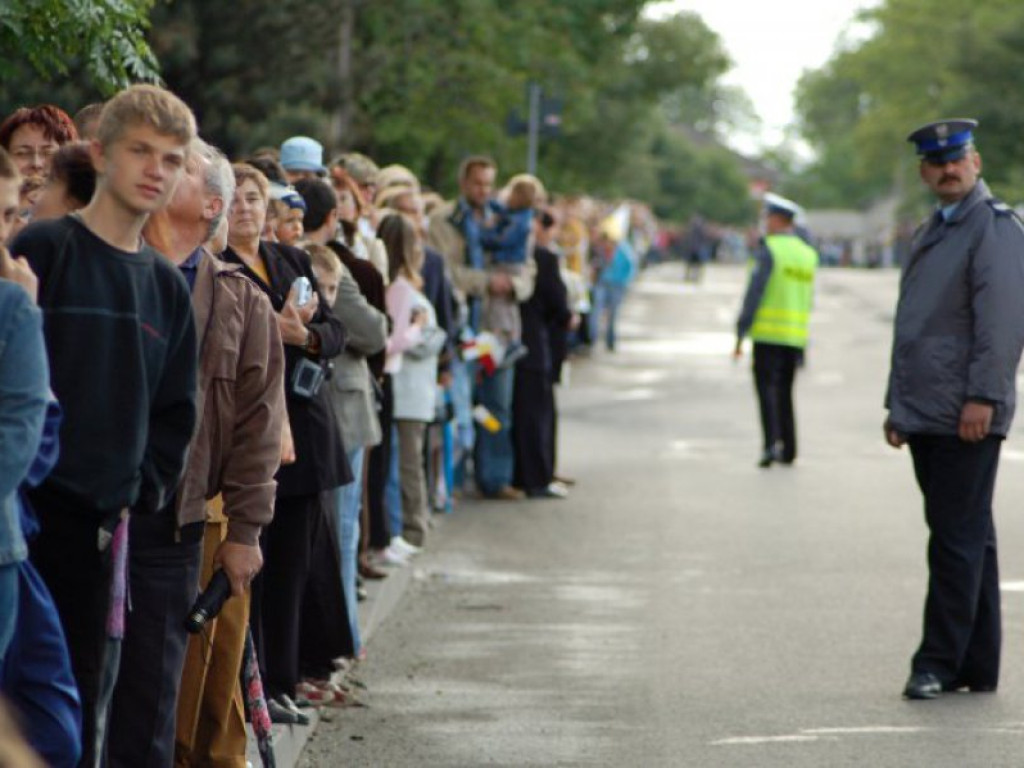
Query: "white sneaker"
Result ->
[[546, 481, 570, 499], [374, 546, 409, 567], [390, 536, 423, 556]]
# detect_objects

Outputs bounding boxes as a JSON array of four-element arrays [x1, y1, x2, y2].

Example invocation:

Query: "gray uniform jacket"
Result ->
[[886, 179, 1024, 436], [328, 263, 387, 449]]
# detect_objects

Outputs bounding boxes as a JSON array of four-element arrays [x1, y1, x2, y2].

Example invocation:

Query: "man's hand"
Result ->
[[0, 247, 38, 304], [213, 540, 263, 597], [959, 401, 994, 443], [883, 417, 907, 448], [732, 338, 743, 361], [277, 302, 309, 346], [488, 272, 513, 296]]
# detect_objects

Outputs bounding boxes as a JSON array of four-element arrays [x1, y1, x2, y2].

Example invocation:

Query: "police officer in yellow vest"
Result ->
[[734, 194, 818, 468]]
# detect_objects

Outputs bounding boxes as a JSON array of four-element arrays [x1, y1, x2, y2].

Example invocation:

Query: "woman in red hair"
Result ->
[[0, 105, 78, 178]]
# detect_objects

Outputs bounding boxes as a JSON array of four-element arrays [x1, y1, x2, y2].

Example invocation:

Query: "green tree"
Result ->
[[792, 0, 1024, 209], [0, 0, 159, 96]]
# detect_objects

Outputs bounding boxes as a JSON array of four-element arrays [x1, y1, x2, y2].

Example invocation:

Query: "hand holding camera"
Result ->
[[289, 276, 319, 324]]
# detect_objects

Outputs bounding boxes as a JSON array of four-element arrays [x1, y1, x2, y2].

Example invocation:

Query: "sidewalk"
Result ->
[[246, 553, 417, 768]]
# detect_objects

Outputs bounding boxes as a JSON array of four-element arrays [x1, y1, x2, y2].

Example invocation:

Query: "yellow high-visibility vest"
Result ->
[[750, 234, 818, 348]]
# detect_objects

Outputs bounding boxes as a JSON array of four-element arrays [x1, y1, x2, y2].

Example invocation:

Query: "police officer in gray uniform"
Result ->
[[885, 118, 1024, 699]]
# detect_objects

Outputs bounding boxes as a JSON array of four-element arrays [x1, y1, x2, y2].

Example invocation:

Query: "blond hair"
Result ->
[[305, 242, 342, 278], [504, 173, 546, 206], [96, 84, 196, 149], [231, 163, 270, 202]]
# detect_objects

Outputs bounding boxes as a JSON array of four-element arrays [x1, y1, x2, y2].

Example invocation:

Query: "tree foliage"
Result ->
[[0, 1, 760, 224], [0, 0, 159, 95], [790, 0, 1024, 209]]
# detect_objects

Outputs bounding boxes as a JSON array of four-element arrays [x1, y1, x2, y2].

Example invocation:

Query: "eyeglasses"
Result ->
[[11, 146, 58, 163]]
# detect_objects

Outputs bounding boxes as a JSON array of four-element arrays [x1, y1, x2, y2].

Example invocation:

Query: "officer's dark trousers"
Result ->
[[908, 434, 1001, 686], [108, 511, 203, 768], [752, 342, 800, 460]]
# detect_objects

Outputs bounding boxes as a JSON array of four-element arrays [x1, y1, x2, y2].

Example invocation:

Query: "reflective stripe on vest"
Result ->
[[750, 234, 818, 348]]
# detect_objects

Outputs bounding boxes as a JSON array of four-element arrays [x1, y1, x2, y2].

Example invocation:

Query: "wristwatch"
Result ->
[[303, 328, 320, 355]]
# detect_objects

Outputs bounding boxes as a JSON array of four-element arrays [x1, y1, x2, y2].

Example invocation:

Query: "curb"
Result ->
[[245, 561, 416, 768]]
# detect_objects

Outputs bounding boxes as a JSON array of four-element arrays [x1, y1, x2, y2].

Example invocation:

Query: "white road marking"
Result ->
[[712, 735, 822, 745], [713, 723, 1024, 747]]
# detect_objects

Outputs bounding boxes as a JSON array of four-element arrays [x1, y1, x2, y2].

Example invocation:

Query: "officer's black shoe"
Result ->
[[757, 450, 775, 468], [942, 678, 997, 693], [903, 671, 943, 700]]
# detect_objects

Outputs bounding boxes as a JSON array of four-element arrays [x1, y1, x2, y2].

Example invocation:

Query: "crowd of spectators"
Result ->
[[0, 86, 647, 767]]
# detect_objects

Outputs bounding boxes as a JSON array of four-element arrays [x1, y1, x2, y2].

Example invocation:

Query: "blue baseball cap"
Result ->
[[279, 136, 326, 173], [269, 183, 307, 211], [907, 118, 978, 164]]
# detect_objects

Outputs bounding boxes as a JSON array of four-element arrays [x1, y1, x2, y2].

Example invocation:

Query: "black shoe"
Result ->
[[275, 694, 311, 724], [267, 697, 301, 724], [757, 450, 775, 468], [903, 671, 943, 700], [942, 678, 997, 693]]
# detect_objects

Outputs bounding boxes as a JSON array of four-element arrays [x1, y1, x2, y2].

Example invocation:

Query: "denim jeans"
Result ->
[[449, 357, 475, 490], [0, 563, 16, 666], [474, 365, 515, 495], [592, 282, 627, 350], [385, 424, 403, 541], [336, 448, 364, 655], [2, 558, 83, 768]]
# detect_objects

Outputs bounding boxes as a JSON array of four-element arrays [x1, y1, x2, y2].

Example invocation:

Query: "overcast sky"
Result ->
[[646, 0, 880, 154]]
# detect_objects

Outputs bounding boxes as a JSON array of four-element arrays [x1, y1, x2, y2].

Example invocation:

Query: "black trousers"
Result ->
[[908, 434, 1002, 686], [512, 369, 555, 494], [752, 342, 801, 460], [366, 374, 393, 550], [252, 493, 321, 699], [28, 499, 114, 768], [300, 489, 354, 679], [107, 513, 203, 768]]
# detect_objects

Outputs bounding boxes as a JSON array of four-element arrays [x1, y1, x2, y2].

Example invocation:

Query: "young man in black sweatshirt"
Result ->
[[10, 84, 198, 767]]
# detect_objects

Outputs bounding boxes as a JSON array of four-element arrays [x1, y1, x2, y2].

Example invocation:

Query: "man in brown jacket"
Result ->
[[107, 138, 285, 767]]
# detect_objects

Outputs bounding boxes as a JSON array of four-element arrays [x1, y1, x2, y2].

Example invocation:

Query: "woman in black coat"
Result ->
[[513, 210, 572, 497], [223, 164, 353, 717]]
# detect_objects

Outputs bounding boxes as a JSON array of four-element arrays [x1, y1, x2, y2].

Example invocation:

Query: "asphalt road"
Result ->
[[299, 262, 1024, 768]]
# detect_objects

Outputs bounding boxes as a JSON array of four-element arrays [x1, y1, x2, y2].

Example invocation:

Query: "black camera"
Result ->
[[184, 570, 232, 634]]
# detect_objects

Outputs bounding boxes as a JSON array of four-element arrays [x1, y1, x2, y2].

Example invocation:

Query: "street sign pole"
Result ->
[[527, 81, 541, 175]]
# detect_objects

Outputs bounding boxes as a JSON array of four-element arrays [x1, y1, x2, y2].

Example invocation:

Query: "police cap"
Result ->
[[906, 118, 978, 164], [763, 192, 800, 220]]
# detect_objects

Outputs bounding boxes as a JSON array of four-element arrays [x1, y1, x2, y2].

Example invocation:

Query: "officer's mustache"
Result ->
[[939, 173, 960, 184]]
